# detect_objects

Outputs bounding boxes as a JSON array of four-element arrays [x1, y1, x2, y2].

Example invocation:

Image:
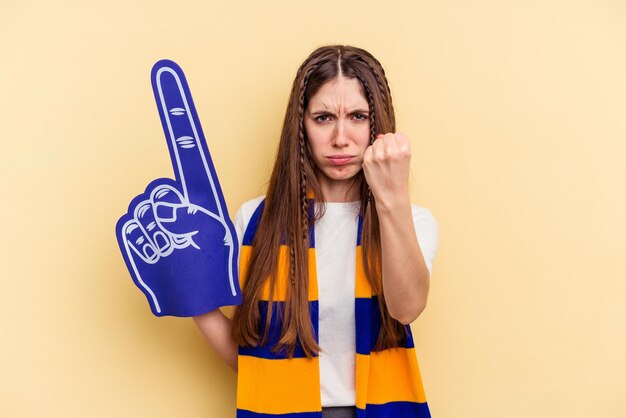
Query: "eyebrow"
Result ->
[[309, 108, 369, 115]]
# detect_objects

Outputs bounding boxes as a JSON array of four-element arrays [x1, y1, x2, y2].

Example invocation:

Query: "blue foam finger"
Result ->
[[115, 61, 242, 317]]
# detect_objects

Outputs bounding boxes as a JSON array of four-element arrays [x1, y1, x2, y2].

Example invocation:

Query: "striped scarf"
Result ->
[[236, 199, 431, 417]]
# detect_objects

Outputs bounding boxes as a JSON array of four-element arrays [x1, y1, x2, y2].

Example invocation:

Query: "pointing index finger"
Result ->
[[151, 59, 225, 218]]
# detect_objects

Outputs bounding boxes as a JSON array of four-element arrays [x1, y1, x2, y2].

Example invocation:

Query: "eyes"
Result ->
[[314, 113, 369, 124]]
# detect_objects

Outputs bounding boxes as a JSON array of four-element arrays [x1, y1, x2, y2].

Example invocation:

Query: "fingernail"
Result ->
[[144, 245, 156, 259], [155, 203, 176, 222], [154, 232, 169, 250]]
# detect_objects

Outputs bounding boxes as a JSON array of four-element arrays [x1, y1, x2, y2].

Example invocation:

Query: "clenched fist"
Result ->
[[362, 132, 412, 209]]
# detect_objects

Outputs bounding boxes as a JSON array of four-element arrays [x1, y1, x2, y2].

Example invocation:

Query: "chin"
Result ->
[[322, 167, 360, 182]]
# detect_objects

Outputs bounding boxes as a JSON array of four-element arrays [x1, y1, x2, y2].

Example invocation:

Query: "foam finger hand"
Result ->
[[122, 220, 159, 264], [134, 200, 173, 256]]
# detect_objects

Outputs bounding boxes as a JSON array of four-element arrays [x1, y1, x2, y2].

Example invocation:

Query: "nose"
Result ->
[[332, 120, 349, 147]]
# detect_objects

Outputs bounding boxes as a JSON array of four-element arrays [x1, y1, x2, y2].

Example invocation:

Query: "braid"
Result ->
[[367, 55, 395, 130], [299, 67, 316, 238], [290, 64, 318, 287], [288, 229, 296, 287], [354, 72, 377, 203], [355, 73, 377, 144]]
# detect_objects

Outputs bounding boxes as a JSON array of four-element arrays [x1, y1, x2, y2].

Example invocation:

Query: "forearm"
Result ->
[[377, 199, 430, 325], [193, 309, 238, 372]]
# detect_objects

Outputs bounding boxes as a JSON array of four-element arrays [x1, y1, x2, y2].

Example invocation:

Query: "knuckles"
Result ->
[[366, 135, 411, 164]]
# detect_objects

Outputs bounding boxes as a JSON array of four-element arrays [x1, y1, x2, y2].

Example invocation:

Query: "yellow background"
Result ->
[[1, 1, 625, 417]]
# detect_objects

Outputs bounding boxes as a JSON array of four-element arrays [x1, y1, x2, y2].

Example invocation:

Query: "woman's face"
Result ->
[[304, 76, 371, 201]]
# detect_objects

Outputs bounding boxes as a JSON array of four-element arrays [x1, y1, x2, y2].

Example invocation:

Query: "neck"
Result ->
[[319, 178, 359, 203]]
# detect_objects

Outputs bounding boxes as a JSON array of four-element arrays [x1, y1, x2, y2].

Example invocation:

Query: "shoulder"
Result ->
[[236, 196, 266, 222], [233, 196, 265, 242]]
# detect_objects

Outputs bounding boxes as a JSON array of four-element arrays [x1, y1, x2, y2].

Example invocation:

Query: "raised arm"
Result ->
[[363, 132, 431, 325]]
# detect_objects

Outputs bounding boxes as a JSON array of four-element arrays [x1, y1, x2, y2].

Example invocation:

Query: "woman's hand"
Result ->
[[362, 132, 412, 211]]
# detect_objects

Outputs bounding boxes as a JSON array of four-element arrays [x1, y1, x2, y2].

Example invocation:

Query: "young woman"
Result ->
[[193, 45, 438, 418]]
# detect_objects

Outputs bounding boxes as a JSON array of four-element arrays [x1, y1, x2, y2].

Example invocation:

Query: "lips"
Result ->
[[327, 155, 355, 166]]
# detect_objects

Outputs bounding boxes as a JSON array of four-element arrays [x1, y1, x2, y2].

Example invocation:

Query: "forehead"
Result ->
[[308, 76, 368, 109]]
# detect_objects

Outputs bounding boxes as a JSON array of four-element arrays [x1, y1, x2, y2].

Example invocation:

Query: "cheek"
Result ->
[[306, 136, 321, 157], [304, 137, 324, 168], [350, 125, 371, 149], [305, 125, 326, 154]]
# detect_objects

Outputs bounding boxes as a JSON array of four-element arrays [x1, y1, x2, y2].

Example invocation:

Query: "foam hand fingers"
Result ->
[[122, 220, 159, 264], [153, 60, 228, 218], [134, 201, 172, 255]]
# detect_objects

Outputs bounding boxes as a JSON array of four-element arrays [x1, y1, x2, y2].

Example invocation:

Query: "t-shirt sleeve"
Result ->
[[411, 205, 439, 276], [233, 205, 246, 250], [233, 195, 266, 249]]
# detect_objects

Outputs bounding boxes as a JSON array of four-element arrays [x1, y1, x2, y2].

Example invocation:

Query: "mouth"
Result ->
[[327, 155, 355, 166]]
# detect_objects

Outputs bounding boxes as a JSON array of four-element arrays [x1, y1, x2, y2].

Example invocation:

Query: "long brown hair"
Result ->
[[231, 45, 407, 358]]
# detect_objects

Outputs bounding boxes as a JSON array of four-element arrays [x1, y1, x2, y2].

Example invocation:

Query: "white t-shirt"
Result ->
[[233, 196, 439, 407]]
